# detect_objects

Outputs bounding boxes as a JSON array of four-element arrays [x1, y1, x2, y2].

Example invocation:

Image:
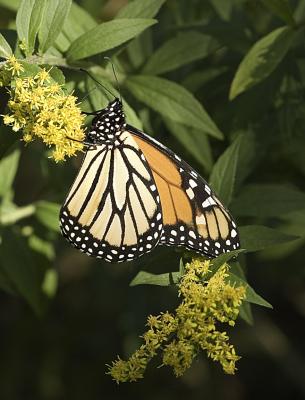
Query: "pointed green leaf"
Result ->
[[239, 225, 298, 252], [0, 32, 12, 58], [16, 0, 46, 54], [143, 32, 219, 75], [228, 272, 273, 308], [116, 0, 165, 18], [126, 75, 223, 139], [130, 270, 180, 286], [230, 26, 296, 99], [261, 0, 295, 25], [210, 249, 245, 272], [38, 0, 72, 53], [210, 0, 233, 21], [239, 301, 254, 325], [231, 184, 305, 217], [67, 18, 156, 61], [0, 145, 20, 197], [209, 134, 244, 206]]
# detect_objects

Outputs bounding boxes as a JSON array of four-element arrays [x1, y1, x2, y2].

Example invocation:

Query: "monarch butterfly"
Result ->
[[60, 98, 240, 263]]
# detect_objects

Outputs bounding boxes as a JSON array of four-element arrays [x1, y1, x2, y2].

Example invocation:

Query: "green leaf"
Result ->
[[209, 0, 233, 21], [209, 134, 244, 206], [16, 0, 46, 54], [239, 301, 254, 325], [35, 201, 60, 232], [210, 249, 245, 272], [85, 73, 143, 130], [0, 0, 20, 11], [229, 26, 296, 100], [0, 264, 16, 294], [41, 268, 58, 298], [183, 67, 228, 92], [231, 184, 305, 218], [143, 32, 219, 75], [239, 225, 298, 252], [164, 119, 213, 173], [67, 18, 156, 61], [0, 145, 20, 197], [28, 235, 55, 261], [0, 32, 12, 58], [228, 272, 273, 308], [116, 0, 165, 18], [38, 0, 72, 53], [261, 0, 295, 25], [130, 270, 180, 287], [55, 2, 97, 53], [0, 202, 35, 225], [0, 229, 48, 315], [126, 75, 223, 139]]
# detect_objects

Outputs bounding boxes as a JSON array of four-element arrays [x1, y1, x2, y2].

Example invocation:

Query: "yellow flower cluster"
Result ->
[[1, 56, 85, 162], [108, 259, 246, 383]]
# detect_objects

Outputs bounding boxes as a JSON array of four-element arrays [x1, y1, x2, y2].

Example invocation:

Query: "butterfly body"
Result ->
[[60, 99, 240, 263]]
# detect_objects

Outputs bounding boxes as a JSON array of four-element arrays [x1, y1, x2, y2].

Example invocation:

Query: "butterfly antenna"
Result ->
[[104, 57, 122, 104], [79, 68, 116, 100]]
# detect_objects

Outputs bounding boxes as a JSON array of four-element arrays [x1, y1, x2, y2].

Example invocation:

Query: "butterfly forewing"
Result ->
[[60, 130, 163, 263], [128, 126, 240, 257]]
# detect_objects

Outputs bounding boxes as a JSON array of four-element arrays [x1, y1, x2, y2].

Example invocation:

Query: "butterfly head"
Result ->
[[87, 98, 126, 145]]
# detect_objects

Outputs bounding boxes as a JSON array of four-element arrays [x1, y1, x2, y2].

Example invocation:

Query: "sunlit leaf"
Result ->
[[126, 75, 223, 139], [0, 145, 20, 197], [16, 0, 46, 54], [116, 0, 165, 18], [230, 26, 296, 99], [38, 0, 72, 53], [67, 18, 156, 61], [143, 32, 219, 75], [0, 32, 12, 58]]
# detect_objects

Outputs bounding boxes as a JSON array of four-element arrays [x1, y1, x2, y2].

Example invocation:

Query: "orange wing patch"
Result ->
[[133, 136, 193, 226]]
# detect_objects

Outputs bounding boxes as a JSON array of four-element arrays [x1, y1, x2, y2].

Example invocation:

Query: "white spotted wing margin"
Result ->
[[127, 125, 240, 258], [60, 131, 163, 263]]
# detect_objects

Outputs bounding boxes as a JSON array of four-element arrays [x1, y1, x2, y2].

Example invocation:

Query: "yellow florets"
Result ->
[[1, 59, 85, 161], [108, 259, 246, 383]]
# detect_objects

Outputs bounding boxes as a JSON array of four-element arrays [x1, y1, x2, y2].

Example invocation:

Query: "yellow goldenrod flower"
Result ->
[[108, 259, 246, 383], [1, 60, 85, 161]]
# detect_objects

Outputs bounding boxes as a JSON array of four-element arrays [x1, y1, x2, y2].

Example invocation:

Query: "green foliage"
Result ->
[[38, 0, 72, 53], [16, 0, 46, 54], [0, 32, 12, 58], [0, 0, 305, 391], [126, 75, 223, 138], [67, 18, 156, 61], [230, 26, 296, 99]]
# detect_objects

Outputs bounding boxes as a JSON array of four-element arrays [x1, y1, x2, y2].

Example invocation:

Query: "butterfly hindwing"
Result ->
[[128, 125, 240, 257], [60, 130, 163, 263]]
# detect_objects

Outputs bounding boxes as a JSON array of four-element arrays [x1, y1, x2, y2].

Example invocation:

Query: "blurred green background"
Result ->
[[1, 0, 305, 398]]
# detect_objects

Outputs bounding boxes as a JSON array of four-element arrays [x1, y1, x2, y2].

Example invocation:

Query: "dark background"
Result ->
[[1, 0, 305, 399]]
